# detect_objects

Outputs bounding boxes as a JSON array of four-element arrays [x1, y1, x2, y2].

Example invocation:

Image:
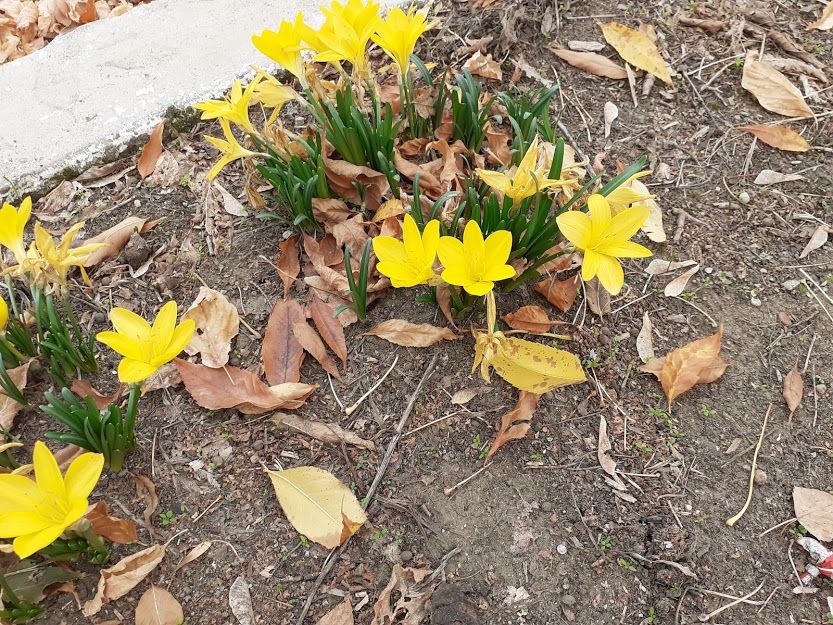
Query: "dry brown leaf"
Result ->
[[182, 287, 240, 368], [486, 392, 539, 462], [784, 366, 804, 419], [600, 22, 673, 86], [794, 487, 833, 541], [86, 501, 138, 544], [372, 199, 405, 222], [37, 180, 81, 216], [548, 47, 627, 79], [364, 320, 459, 347], [309, 297, 348, 370], [83, 216, 159, 266], [130, 473, 159, 538], [603, 101, 618, 138], [143, 362, 182, 393], [485, 123, 512, 166], [636, 312, 655, 363], [597, 415, 620, 480], [450, 387, 491, 405], [137, 119, 166, 179], [631, 178, 666, 242], [534, 273, 581, 313], [229, 576, 254, 625], [262, 298, 306, 385], [277, 234, 300, 297], [173, 541, 211, 573], [323, 153, 389, 211], [584, 277, 611, 316], [753, 169, 805, 185], [664, 264, 700, 297], [311, 198, 353, 226], [799, 225, 830, 258], [501, 306, 562, 333], [292, 321, 341, 381], [176, 359, 316, 414], [808, 1, 833, 31], [463, 50, 502, 80], [371, 565, 434, 625], [638, 324, 726, 406], [83, 544, 166, 616], [213, 181, 246, 216], [135, 585, 183, 625], [0, 361, 30, 429], [316, 597, 353, 625], [741, 53, 813, 117], [274, 413, 375, 450], [331, 214, 369, 258], [393, 151, 444, 200], [70, 379, 122, 409], [76, 159, 133, 187], [737, 124, 812, 152], [644, 259, 697, 275]]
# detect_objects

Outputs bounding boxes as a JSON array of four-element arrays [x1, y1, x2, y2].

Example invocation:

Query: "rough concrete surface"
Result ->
[[0, 0, 395, 196]]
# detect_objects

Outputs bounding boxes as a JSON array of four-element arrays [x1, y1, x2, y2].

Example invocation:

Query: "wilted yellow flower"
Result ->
[[372, 6, 437, 77], [204, 118, 259, 180], [33, 222, 105, 291], [437, 221, 515, 296], [195, 77, 261, 134], [252, 19, 307, 84], [476, 138, 575, 207], [251, 67, 298, 125], [556, 194, 651, 295], [373, 215, 440, 288], [0, 441, 103, 558], [96, 301, 195, 384], [0, 197, 32, 264]]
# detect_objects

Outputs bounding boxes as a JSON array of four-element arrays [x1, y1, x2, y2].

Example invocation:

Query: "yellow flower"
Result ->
[[0, 197, 32, 264], [252, 19, 307, 84], [556, 194, 651, 295], [476, 138, 574, 206], [0, 296, 7, 330], [0, 441, 103, 558], [204, 118, 259, 180], [34, 222, 106, 291], [373, 215, 440, 287], [372, 6, 437, 77], [251, 67, 298, 125], [195, 77, 261, 134], [315, 0, 381, 72], [437, 221, 515, 296], [605, 171, 654, 214], [96, 301, 195, 384]]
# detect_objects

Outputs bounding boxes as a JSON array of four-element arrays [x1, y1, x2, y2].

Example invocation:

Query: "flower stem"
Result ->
[[125, 385, 140, 451]]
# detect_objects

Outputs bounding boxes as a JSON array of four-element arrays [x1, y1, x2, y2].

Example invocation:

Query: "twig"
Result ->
[[192, 495, 222, 524], [699, 588, 765, 605], [572, 488, 597, 546], [812, 362, 819, 428], [295, 354, 437, 625], [726, 404, 771, 527], [414, 547, 462, 590], [698, 582, 764, 622], [443, 463, 492, 497], [344, 355, 399, 415], [327, 374, 344, 410], [758, 517, 797, 538], [674, 296, 718, 328], [404, 410, 465, 437], [800, 269, 833, 307], [802, 334, 817, 373]]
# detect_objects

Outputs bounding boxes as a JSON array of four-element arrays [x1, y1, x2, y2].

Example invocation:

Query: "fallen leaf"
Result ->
[[265, 466, 367, 549], [37, 180, 80, 216], [393, 151, 444, 200], [463, 50, 502, 80], [70, 379, 122, 409], [323, 154, 389, 211], [371, 565, 434, 625], [784, 366, 804, 419], [664, 264, 700, 297], [176, 359, 316, 414], [76, 160, 134, 187], [737, 124, 812, 152], [485, 123, 512, 166], [54, 445, 84, 471], [603, 101, 618, 138], [0, 361, 30, 429], [638, 324, 726, 406], [137, 119, 166, 179], [534, 274, 581, 313], [174, 541, 211, 573], [316, 597, 353, 625], [597, 415, 621, 482], [309, 298, 348, 370], [753, 169, 805, 185], [143, 362, 182, 393], [84, 216, 159, 267], [364, 320, 459, 347], [214, 182, 247, 216], [548, 47, 627, 79], [83, 544, 166, 616], [450, 387, 491, 405], [1, 560, 81, 606], [631, 178, 666, 242], [130, 473, 159, 539], [229, 576, 254, 625], [182, 287, 240, 368], [262, 298, 306, 385], [372, 199, 405, 222], [600, 22, 673, 86], [135, 585, 183, 625], [799, 225, 830, 258], [568, 40, 605, 52], [484, 336, 587, 393], [273, 413, 375, 450], [501, 306, 563, 333], [292, 322, 341, 380], [794, 487, 833, 541], [636, 312, 655, 363], [584, 277, 611, 316], [808, 1, 833, 30], [277, 234, 301, 297], [741, 53, 813, 118], [486, 392, 539, 462], [644, 259, 697, 275], [86, 501, 138, 544]]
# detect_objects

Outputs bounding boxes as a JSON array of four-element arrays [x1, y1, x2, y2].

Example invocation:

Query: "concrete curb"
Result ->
[[0, 0, 397, 197]]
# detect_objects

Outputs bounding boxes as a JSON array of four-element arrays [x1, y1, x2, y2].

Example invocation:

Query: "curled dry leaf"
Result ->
[[664, 264, 700, 297], [783, 366, 804, 419], [311, 198, 352, 226], [600, 22, 673, 86], [808, 1, 833, 30], [182, 287, 240, 368], [597, 415, 622, 484], [486, 392, 539, 462], [277, 234, 301, 297], [229, 576, 255, 625], [364, 320, 459, 347], [0, 361, 30, 429], [130, 473, 159, 538], [548, 47, 627, 79], [636, 312, 655, 363], [799, 225, 830, 259], [450, 386, 491, 405], [741, 53, 813, 118], [463, 50, 502, 80], [137, 119, 166, 179], [135, 585, 183, 625], [174, 541, 212, 573], [85, 501, 138, 544], [266, 466, 367, 549], [214, 182, 246, 216], [83, 544, 166, 616], [273, 413, 376, 450], [584, 276, 611, 316], [631, 178, 666, 242], [534, 274, 581, 313], [737, 124, 811, 152], [371, 565, 434, 625], [83, 216, 159, 267], [292, 321, 341, 380], [323, 153, 389, 211], [793, 487, 833, 541], [309, 297, 348, 370], [644, 259, 697, 275], [754, 169, 804, 185], [176, 359, 316, 414], [485, 123, 512, 166], [501, 306, 563, 333], [262, 298, 306, 385], [603, 101, 618, 138], [372, 199, 405, 222], [316, 597, 354, 625], [71, 379, 122, 410]]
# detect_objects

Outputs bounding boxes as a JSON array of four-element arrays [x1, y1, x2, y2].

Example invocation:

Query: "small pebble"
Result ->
[[133, 199, 141, 208], [556, 544, 568, 555], [541, 501, 553, 513], [750, 296, 762, 307], [543, 391, 554, 401], [253, 440, 265, 451], [753, 469, 767, 485], [816, 384, 827, 396], [761, 216, 774, 227], [782, 279, 801, 291], [400, 550, 413, 562], [0, 182, 10, 194], [561, 595, 576, 606], [738, 191, 750, 204]]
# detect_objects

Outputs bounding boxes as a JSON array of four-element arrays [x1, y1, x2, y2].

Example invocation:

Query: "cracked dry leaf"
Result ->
[[600, 22, 673, 86], [371, 565, 433, 625], [229, 576, 255, 625], [266, 466, 366, 549], [737, 124, 812, 152], [316, 597, 354, 625], [664, 264, 700, 297], [534, 274, 581, 313], [463, 50, 502, 80], [486, 391, 539, 462], [636, 312, 655, 363], [548, 47, 627, 79], [83, 545, 166, 616], [182, 287, 240, 368], [741, 53, 813, 118], [799, 225, 830, 258], [273, 413, 375, 450], [808, 0, 833, 31], [135, 585, 183, 625], [794, 487, 833, 541], [364, 320, 459, 347]]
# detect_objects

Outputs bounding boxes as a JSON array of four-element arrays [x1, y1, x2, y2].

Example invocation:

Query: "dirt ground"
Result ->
[[6, 0, 833, 624]]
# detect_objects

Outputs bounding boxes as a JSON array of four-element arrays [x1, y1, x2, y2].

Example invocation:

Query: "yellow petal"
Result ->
[[154, 319, 195, 365], [581, 248, 602, 282], [63, 452, 104, 501], [601, 205, 651, 245], [556, 211, 592, 250], [596, 240, 652, 259], [587, 194, 612, 242], [33, 441, 66, 502], [118, 359, 159, 384], [13, 524, 68, 558], [421, 219, 441, 263], [373, 236, 409, 265], [0, 474, 39, 512], [437, 236, 467, 275], [0, 512, 54, 538], [441, 266, 474, 288], [96, 331, 146, 362], [110, 308, 151, 341], [476, 169, 512, 195], [464, 281, 495, 296], [595, 254, 625, 295], [483, 229, 512, 267], [151, 301, 178, 352], [481, 264, 516, 283]]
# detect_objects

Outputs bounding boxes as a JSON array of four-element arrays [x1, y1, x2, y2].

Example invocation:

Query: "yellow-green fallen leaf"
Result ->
[[600, 22, 674, 86], [266, 466, 366, 549]]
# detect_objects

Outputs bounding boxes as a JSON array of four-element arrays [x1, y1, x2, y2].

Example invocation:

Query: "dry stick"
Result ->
[[698, 582, 765, 622], [758, 517, 798, 538], [344, 354, 399, 415], [812, 362, 819, 428], [726, 404, 772, 527], [295, 354, 438, 625], [443, 463, 492, 497]]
